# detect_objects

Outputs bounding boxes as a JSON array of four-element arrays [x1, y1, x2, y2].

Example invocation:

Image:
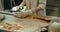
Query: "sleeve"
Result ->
[[38, 0, 46, 9]]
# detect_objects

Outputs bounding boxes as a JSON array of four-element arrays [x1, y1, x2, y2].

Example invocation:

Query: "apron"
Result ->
[[26, 0, 38, 10], [26, 0, 46, 16]]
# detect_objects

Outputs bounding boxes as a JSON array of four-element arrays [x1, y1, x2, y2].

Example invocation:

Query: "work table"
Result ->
[[0, 14, 50, 32]]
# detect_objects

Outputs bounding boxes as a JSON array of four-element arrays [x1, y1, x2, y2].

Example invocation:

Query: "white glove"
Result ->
[[11, 6, 18, 11], [11, 6, 26, 11], [20, 9, 32, 17], [18, 6, 32, 17]]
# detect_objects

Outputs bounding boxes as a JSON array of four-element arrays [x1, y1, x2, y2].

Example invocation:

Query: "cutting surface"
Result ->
[[0, 15, 49, 32], [16, 19, 49, 32]]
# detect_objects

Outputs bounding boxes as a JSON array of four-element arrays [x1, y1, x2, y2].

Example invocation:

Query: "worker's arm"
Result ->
[[12, 0, 26, 11], [18, 0, 26, 9], [19, 0, 26, 6], [32, 0, 46, 12]]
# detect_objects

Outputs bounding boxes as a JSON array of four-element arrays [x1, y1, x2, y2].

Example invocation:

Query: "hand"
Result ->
[[13, 9, 33, 18], [11, 6, 18, 11], [11, 6, 23, 11], [20, 9, 32, 17], [17, 5, 23, 10]]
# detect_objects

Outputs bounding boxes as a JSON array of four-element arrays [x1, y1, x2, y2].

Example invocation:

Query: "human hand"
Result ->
[[13, 9, 33, 18], [11, 6, 23, 11]]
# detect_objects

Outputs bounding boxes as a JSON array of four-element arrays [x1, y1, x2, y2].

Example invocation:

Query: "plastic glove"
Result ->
[[13, 9, 33, 18], [11, 6, 23, 11], [19, 9, 33, 17]]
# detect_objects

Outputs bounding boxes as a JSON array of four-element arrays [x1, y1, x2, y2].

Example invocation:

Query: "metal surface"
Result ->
[[14, 19, 48, 32], [0, 15, 18, 32], [0, 11, 19, 15], [0, 14, 5, 21], [0, 16, 49, 32]]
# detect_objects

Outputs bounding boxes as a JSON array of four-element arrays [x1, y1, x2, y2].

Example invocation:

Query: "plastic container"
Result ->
[[48, 17, 60, 32]]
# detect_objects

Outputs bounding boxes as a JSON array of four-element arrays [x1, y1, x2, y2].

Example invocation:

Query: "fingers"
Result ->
[[11, 6, 23, 11], [11, 6, 18, 11]]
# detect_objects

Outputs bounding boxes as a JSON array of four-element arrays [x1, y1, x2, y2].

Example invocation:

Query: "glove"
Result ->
[[20, 9, 33, 17], [11, 6, 18, 11], [13, 9, 33, 18], [11, 6, 23, 11]]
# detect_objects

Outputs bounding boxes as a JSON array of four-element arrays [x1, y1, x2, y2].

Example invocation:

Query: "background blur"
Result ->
[[0, 0, 59, 17]]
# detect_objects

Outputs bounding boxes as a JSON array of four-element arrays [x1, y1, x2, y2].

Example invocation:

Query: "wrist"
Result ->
[[35, 7, 42, 12]]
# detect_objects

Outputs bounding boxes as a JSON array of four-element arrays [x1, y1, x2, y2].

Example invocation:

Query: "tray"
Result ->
[[0, 15, 49, 32]]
